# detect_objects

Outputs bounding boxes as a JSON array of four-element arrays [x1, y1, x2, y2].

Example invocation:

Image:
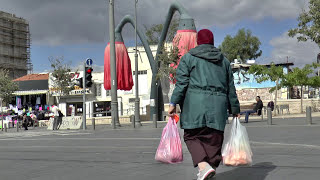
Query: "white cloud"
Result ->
[[72, 62, 104, 73], [0, 0, 309, 45], [270, 32, 320, 67], [186, 0, 308, 27]]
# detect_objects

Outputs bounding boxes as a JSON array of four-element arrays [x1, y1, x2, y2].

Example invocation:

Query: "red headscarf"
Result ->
[[197, 29, 214, 45]]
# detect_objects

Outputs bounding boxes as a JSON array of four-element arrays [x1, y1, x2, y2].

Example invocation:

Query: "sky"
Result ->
[[0, 0, 319, 73]]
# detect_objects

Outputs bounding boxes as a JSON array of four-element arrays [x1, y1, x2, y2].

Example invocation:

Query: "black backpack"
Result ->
[[267, 101, 274, 111], [58, 110, 63, 117]]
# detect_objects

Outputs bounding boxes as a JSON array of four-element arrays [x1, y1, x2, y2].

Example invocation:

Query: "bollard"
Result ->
[[17, 121, 19, 132], [4, 124, 7, 132], [1, 117, 3, 131], [267, 107, 272, 125], [131, 115, 135, 128], [306, 106, 312, 125], [161, 111, 165, 122], [153, 114, 157, 128], [92, 118, 95, 130]]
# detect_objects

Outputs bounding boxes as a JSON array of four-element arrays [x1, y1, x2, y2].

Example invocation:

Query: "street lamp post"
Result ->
[[109, 0, 120, 128], [134, 0, 141, 127]]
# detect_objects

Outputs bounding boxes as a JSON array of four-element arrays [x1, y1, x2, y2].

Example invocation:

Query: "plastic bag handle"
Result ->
[[233, 117, 240, 135]]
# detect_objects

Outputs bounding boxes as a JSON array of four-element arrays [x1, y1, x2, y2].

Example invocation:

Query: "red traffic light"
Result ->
[[86, 68, 93, 74]]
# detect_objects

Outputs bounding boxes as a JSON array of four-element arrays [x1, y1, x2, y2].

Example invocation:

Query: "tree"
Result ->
[[288, 0, 320, 47], [248, 63, 285, 115], [0, 70, 18, 107], [49, 57, 75, 103], [144, 18, 179, 45], [220, 28, 262, 63], [156, 45, 180, 83], [282, 63, 320, 113]]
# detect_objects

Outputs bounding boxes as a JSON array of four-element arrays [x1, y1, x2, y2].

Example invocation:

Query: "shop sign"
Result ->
[[49, 87, 92, 96], [69, 89, 92, 95]]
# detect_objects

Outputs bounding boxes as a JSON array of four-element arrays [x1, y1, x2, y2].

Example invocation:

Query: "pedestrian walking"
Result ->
[[51, 104, 60, 130], [22, 114, 28, 130], [168, 29, 240, 180], [57, 110, 63, 130]]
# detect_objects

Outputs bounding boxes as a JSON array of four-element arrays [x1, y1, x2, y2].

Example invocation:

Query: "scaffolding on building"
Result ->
[[0, 11, 32, 79]]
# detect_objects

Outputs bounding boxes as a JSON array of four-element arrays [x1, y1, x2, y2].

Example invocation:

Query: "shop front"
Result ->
[[13, 74, 50, 111], [93, 101, 111, 117], [13, 90, 48, 110]]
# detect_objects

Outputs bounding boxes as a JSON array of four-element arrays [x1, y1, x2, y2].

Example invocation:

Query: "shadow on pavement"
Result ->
[[214, 162, 276, 180]]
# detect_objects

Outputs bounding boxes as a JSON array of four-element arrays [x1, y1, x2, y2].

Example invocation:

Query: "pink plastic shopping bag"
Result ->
[[155, 117, 183, 164]]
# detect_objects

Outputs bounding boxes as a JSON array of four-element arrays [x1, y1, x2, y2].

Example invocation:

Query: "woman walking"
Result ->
[[168, 29, 240, 180]]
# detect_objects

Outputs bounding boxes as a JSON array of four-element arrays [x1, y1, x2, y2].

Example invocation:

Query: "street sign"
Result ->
[[86, 58, 93, 66]]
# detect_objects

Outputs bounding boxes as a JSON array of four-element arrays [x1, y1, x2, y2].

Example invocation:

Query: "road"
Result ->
[[0, 116, 320, 180]]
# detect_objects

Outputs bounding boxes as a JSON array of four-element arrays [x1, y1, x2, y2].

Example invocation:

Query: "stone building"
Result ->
[[0, 11, 32, 79]]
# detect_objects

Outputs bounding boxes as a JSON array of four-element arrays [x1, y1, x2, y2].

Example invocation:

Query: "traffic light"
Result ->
[[85, 67, 93, 87], [77, 78, 83, 88]]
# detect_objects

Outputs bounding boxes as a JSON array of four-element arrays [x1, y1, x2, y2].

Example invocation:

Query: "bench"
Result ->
[[240, 104, 264, 121], [275, 104, 290, 115]]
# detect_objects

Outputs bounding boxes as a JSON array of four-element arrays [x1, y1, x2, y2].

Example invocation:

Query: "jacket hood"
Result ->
[[188, 44, 223, 62]]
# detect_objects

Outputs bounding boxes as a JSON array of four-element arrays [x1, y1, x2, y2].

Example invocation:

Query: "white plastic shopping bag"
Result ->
[[222, 117, 253, 166]]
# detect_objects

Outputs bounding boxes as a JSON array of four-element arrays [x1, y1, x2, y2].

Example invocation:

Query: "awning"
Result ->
[[13, 90, 48, 96]]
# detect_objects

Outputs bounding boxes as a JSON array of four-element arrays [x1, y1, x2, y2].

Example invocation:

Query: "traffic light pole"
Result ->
[[82, 62, 86, 130]]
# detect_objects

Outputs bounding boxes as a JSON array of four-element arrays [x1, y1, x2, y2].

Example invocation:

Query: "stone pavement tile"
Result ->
[[1, 118, 320, 180], [268, 169, 320, 180], [215, 163, 277, 180], [29, 163, 117, 180]]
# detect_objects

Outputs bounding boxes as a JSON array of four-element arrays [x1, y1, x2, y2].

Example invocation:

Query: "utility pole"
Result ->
[[82, 62, 86, 130], [134, 0, 141, 127], [109, 0, 120, 128]]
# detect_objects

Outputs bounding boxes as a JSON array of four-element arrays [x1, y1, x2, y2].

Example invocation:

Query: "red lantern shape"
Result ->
[[104, 42, 134, 91], [170, 29, 197, 84], [173, 29, 197, 64]]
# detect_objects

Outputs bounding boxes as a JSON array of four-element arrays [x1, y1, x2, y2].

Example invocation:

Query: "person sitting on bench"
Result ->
[[240, 96, 263, 123]]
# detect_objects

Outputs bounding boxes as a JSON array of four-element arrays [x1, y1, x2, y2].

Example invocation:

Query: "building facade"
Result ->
[[0, 11, 32, 79], [48, 45, 157, 119]]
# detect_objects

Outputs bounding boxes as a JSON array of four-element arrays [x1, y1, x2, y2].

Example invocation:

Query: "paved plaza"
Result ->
[[0, 114, 320, 180]]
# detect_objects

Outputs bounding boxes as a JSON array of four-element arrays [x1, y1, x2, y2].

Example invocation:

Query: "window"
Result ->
[[96, 84, 101, 97], [106, 90, 111, 97], [132, 70, 147, 75]]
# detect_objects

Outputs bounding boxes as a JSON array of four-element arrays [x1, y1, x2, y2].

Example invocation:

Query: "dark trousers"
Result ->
[[240, 110, 256, 122], [22, 121, 28, 130], [184, 127, 224, 168], [57, 117, 62, 129], [53, 117, 59, 130]]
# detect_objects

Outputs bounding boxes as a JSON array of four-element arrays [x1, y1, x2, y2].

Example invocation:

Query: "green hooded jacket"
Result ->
[[170, 44, 240, 131]]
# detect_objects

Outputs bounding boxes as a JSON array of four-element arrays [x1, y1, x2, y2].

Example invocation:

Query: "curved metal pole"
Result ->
[[153, 1, 195, 121], [115, 15, 155, 73], [155, 1, 194, 59], [114, 15, 159, 122]]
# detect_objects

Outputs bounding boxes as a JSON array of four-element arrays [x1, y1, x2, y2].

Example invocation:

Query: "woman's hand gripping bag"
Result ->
[[155, 117, 183, 164]]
